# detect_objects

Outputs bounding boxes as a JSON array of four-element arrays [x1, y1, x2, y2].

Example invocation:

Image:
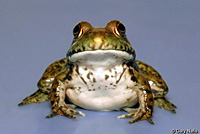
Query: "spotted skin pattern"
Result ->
[[18, 58, 67, 106], [136, 60, 177, 113], [136, 60, 168, 97], [19, 20, 176, 124]]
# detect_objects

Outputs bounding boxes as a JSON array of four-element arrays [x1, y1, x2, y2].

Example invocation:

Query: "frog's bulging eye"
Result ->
[[73, 24, 82, 38], [115, 22, 126, 36]]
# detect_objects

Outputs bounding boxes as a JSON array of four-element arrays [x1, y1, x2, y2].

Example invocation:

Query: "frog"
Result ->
[[18, 20, 176, 124]]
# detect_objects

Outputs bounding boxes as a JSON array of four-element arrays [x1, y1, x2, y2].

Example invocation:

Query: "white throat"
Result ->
[[68, 50, 133, 70]]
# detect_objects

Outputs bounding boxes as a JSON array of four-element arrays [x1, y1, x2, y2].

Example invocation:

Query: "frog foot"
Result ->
[[18, 89, 49, 106], [46, 106, 86, 120], [118, 108, 154, 124], [154, 97, 177, 113]]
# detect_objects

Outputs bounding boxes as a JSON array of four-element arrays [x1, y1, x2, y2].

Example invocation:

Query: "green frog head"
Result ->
[[67, 20, 135, 64]]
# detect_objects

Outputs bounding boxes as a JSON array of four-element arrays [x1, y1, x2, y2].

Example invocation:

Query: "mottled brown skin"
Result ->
[[136, 60, 176, 113], [137, 60, 168, 96], [18, 59, 67, 106], [19, 20, 176, 124]]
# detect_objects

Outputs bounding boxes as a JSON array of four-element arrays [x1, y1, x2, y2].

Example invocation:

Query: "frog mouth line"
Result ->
[[67, 50, 134, 64], [67, 43, 135, 58]]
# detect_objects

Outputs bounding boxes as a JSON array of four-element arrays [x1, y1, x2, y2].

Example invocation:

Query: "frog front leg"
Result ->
[[46, 68, 85, 120], [136, 60, 177, 113], [118, 66, 154, 124]]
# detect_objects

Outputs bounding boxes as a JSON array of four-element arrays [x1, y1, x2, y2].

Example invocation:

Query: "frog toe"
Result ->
[[118, 109, 154, 124], [46, 106, 85, 120], [171, 102, 177, 108], [117, 113, 134, 119], [154, 97, 177, 113], [67, 109, 86, 117], [128, 111, 154, 124], [46, 112, 57, 118], [121, 107, 138, 114]]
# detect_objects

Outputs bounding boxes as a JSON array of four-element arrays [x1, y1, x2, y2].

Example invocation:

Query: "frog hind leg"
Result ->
[[18, 89, 49, 106], [154, 97, 176, 113], [118, 66, 154, 124], [46, 67, 85, 120], [18, 58, 67, 106], [136, 60, 177, 113]]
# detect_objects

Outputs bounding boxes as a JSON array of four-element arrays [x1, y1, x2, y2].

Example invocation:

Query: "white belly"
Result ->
[[66, 64, 138, 111]]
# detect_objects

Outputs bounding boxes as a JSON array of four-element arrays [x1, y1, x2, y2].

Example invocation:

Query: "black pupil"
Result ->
[[73, 24, 80, 36], [117, 23, 125, 32]]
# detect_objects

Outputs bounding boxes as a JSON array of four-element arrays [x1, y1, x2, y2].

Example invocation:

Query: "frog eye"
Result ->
[[73, 23, 83, 38], [115, 22, 126, 36]]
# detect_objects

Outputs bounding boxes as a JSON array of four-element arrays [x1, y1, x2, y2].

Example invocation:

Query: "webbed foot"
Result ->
[[154, 97, 177, 113]]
